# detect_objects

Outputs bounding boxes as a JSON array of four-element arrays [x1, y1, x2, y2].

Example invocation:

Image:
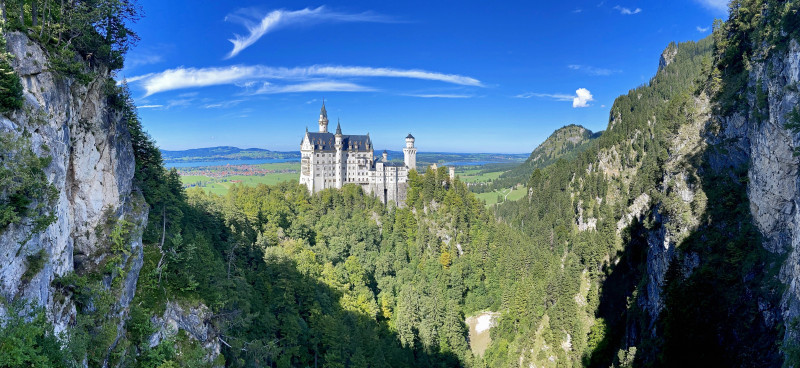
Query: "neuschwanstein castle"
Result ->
[[300, 102, 417, 206]]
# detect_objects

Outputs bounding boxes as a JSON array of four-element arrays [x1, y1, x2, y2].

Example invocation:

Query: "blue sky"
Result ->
[[122, 0, 728, 153]]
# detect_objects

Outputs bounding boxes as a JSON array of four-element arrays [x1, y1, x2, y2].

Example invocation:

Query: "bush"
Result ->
[[0, 58, 24, 113]]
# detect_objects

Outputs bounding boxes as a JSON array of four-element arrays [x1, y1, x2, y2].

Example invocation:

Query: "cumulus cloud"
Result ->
[[253, 81, 374, 94], [225, 6, 395, 59], [697, 25, 710, 33], [568, 64, 620, 76], [130, 65, 482, 96], [613, 5, 642, 14], [516, 88, 594, 108], [572, 88, 593, 108]]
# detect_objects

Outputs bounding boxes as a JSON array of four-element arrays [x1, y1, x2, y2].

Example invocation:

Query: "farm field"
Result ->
[[475, 185, 527, 206], [179, 162, 300, 196]]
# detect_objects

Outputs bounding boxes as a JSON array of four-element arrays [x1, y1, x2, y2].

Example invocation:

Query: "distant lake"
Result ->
[[165, 158, 299, 168], [441, 161, 503, 166]]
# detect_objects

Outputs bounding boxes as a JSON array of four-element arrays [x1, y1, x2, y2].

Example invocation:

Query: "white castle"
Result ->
[[299, 102, 417, 206]]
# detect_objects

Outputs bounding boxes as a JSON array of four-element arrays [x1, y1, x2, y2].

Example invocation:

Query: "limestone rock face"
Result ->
[[149, 302, 223, 367], [697, 38, 800, 351], [0, 31, 147, 337], [745, 39, 800, 347]]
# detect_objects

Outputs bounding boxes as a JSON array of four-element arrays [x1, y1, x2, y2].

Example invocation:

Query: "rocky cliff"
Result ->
[[715, 38, 800, 354], [0, 29, 147, 353]]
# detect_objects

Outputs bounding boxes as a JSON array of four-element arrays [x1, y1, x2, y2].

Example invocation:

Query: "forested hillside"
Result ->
[[480, 124, 599, 192], [2, 0, 800, 367]]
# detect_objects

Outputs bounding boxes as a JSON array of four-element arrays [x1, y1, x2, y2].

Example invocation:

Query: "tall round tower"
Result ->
[[318, 101, 329, 133], [403, 133, 417, 170]]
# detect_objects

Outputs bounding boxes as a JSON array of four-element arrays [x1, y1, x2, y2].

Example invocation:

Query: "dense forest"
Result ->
[[2, 0, 800, 367]]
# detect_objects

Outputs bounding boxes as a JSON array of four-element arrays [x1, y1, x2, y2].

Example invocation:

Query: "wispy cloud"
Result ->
[[693, 0, 727, 13], [613, 5, 642, 15], [696, 25, 710, 33], [253, 81, 375, 94], [515, 88, 594, 108], [568, 64, 621, 76], [204, 99, 245, 109], [404, 94, 473, 98], [515, 92, 574, 101], [137, 104, 164, 109], [130, 65, 483, 96], [225, 6, 396, 59], [125, 53, 163, 69]]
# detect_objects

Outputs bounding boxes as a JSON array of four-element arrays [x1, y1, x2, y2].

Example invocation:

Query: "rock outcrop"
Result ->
[[148, 301, 223, 366], [716, 39, 800, 349], [0, 31, 147, 340]]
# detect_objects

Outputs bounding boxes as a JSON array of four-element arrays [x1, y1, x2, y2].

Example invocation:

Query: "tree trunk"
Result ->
[[31, 0, 36, 27], [0, 0, 6, 23], [38, 0, 47, 38], [18, 0, 23, 28]]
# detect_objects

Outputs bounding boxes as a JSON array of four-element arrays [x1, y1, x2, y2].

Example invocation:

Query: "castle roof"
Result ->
[[406, 133, 414, 139], [320, 101, 327, 118], [306, 132, 371, 152]]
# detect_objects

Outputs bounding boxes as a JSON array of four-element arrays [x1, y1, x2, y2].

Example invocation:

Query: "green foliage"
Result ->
[[0, 299, 70, 367], [0, 131, 57, 235], [21, 248, 47, 282], [4, 0, 140, 80], [0, 29, 24, 113], [0, 58, 24, 113]]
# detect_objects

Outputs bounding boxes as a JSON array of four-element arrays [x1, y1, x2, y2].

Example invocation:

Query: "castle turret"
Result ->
[[382, 150, 388, 162], [318, 100, 329, 133], [403, 133, 417, 170], [335, 119, 343, 188]]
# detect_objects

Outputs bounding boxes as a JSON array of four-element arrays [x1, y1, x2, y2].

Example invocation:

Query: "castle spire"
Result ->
[[335, 119, 342, 135], [318, 100, 329, 133]]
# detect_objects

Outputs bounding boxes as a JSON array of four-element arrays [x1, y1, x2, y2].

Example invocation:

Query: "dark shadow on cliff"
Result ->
[[652, 148, 783, 367], [587, 140, 784, 367], [583, 218, 648, 368]]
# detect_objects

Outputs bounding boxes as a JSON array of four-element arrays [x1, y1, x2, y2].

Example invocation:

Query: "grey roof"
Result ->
[[383, 162, 405, 167], [306, 132, 372, 151], [406, 133, 414, 139], [320, 101, 327, 117]]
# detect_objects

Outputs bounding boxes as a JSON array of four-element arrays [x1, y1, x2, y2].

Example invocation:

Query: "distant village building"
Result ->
[[300, 102, 417, 206]]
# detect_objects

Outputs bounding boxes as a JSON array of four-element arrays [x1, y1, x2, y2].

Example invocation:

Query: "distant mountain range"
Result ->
[[160, 146, 301, 163], [160, 146, 528, 165]]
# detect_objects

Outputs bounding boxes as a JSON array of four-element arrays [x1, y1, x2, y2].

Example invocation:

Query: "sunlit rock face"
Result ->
[[0, 31, 147, 338]]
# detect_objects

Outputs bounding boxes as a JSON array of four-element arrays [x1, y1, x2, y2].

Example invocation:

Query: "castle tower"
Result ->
[[318, 100, 329, 133], [403, 133, 417, 170], [335, 119, 343, 188]]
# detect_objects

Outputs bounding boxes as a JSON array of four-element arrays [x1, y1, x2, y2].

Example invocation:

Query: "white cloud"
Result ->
[[516, 88, 594, 108], [254, 81, 374, 94], [404, 94, 472, 98], [225, 6, 395, 59], [125, 53, 163, 69], [515, 92, 574, 101], [697, 25, 710, 33], [568, 64, 620, 76], [204, 99, 244, 109], [694, 0, 727, 13], [573, 88, 593, 108], [137, 104, 164, 109], [613, 5, 642, 15], [130, 65, 482, 96]]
